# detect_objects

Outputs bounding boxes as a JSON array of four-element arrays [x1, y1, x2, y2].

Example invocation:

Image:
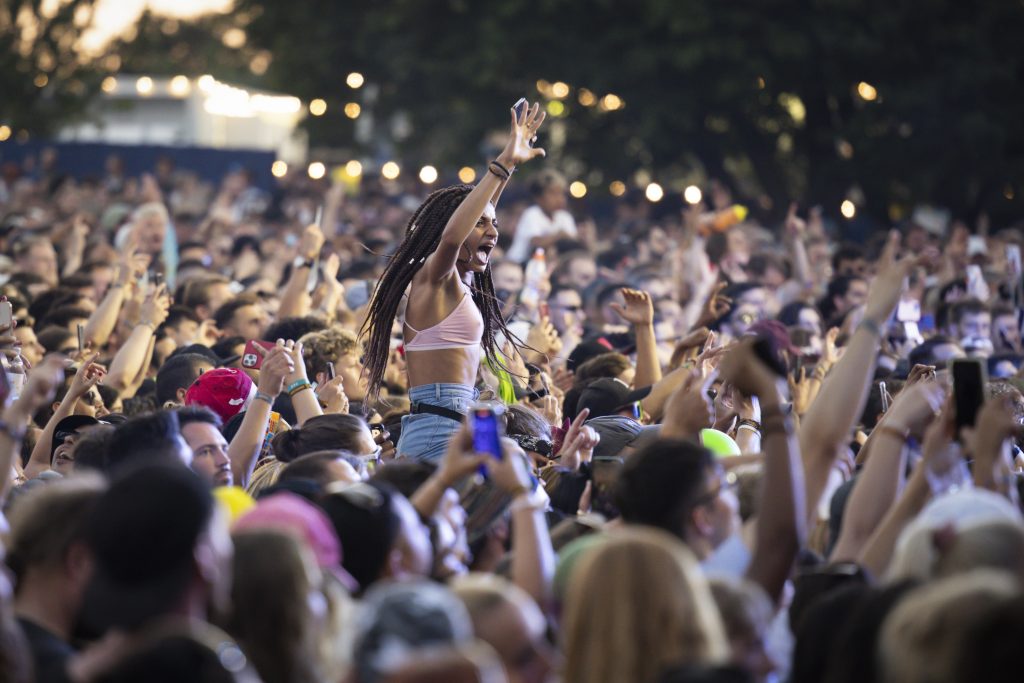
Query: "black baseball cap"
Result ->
[[82, 463, 214, 632], [576, 378, 651, 419], [51, 415, 102, 459]]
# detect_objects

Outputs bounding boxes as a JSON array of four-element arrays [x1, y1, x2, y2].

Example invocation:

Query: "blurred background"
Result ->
[[2, 0, 1024, 226]]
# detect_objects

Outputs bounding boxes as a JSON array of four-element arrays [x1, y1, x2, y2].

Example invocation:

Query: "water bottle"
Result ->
[[700, 205, 749, 235], [6, 354, 25, 403], [519, 248, 547, 310]]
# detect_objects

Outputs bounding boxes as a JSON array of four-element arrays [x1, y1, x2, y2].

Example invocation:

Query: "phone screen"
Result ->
[[471, 404, 503, 459], [77, 323, 85, 352], [952, 358, 987, 432], [0, 301, 12, 329], [326, 362, 336, 380]]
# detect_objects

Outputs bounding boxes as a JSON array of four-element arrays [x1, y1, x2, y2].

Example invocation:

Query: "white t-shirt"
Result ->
[[506, 205, 577, 262]]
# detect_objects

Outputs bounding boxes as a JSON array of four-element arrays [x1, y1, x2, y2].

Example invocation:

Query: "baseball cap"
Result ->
[[51, 415, 102, 459], [586, 415, 659, 458], [82, 463, 214, 632], [234, 491, 358, 592], [184, 368, 254, 424], [353, 580, 473, 683], [576, 378, 651, 419]]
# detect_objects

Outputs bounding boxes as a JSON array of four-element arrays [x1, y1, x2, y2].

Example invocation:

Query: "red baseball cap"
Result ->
[[184, 367, 254, 423]]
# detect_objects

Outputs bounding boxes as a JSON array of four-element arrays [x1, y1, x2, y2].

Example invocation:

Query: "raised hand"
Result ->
[[880, 380, 946, 438], [717, 338, 782, 404], [609, 288, 655, 326], [300, 223, 325, 261], [532, 394, 562, 427], [696, 282, 732, 329], [498, 101, 547, 167], [256, 345, 294, 397], [558, 409, 600, 471], [68, 355, 106, 401], [662, 370, 716, 438], [315, 375, 349, 414], [278, 339, 309, 384], [486, 438, 536, 494], [526, 316, 562, 357], [9, 355, 66, 420], [864, 231, 918, 325], [785, 202, 807, 237], [140, 283, 171, 328]]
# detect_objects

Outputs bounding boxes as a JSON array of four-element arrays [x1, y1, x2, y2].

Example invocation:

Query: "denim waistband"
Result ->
[[407, 383, 479, 404]]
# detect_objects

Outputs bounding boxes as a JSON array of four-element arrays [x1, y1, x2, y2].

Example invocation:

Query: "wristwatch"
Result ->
[[293, 256, 315, 270]]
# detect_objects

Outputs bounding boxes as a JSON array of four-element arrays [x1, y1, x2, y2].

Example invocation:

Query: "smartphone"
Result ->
[[470, 402, 504, 460], [512, 97, 534, 147], [326, 361, 336, 380], [241, 340, 276, 370], [879, 381, 890, 413], [150, 270, 164, 290], [76, 323, 85, 353], [513, 97, 528, 119], [951, 358, 987, 432], [0, 301, 11, 329]]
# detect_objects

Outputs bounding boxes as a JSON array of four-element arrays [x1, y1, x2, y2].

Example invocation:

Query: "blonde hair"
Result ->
[[245, 458, 283, 497], [879, 570, 1020, 683], [562, 528, 728, 683]]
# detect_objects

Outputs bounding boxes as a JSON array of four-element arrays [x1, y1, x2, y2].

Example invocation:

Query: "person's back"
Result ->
[[8, 476, 106, 683]]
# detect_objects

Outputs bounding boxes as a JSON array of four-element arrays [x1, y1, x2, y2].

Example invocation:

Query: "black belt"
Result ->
[[410, 402, 465, 422]]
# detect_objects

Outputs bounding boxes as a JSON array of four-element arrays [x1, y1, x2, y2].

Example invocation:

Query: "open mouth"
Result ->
[[477, 243, 495, 261]]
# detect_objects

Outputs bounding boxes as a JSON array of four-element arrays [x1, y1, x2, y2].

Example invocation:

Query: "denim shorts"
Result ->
[[397, 383, 480, 462]]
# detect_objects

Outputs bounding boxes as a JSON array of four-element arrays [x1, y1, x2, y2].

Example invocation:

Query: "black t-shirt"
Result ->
[[17, 617, 73, 683]]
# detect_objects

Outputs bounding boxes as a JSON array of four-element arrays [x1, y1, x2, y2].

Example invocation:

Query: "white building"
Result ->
[[58, 74, 307, 162]]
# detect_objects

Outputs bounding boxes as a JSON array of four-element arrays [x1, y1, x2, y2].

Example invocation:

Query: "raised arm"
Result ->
[[799, 231, 912, 522], [228, 345, 292, 487], [278, 224, 325, 319], [83, 244, 149, 349], [424, 102, 546, 283], [489, 439, 556, 609], [858, 406, 957, 577], [610, 288, 662, 388], [25, 357, 105, 479], [721, 341, 807, 605], [829, 381, 945, 562], [0, 356, 65, 498], [105, 285, 169, 393]]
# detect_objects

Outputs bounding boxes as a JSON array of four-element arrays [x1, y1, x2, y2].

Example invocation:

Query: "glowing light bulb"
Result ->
[[271, 160, 288, 178], [683, 185, 702, 205], [419, 165, 439, 184], [645, 183, 664, 202], [307, 162, 326, 180]]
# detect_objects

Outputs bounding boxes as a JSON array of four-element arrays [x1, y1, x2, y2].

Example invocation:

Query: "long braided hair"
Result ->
[[360, 184, 519, 404]]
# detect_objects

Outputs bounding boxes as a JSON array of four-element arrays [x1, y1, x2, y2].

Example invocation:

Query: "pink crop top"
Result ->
[[404, 287, 484, 351]]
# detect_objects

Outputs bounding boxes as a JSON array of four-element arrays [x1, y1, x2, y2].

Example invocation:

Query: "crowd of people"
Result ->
[[0, 99, 1021, 683]]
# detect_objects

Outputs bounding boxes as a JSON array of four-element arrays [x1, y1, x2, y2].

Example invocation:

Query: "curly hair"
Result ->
[[300, 327, 362, 378]]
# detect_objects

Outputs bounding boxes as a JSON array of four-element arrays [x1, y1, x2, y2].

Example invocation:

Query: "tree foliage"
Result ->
[[0, 0, 104, 136], [19, 0, 1024, 223], [232, 0, 1024, 222]]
